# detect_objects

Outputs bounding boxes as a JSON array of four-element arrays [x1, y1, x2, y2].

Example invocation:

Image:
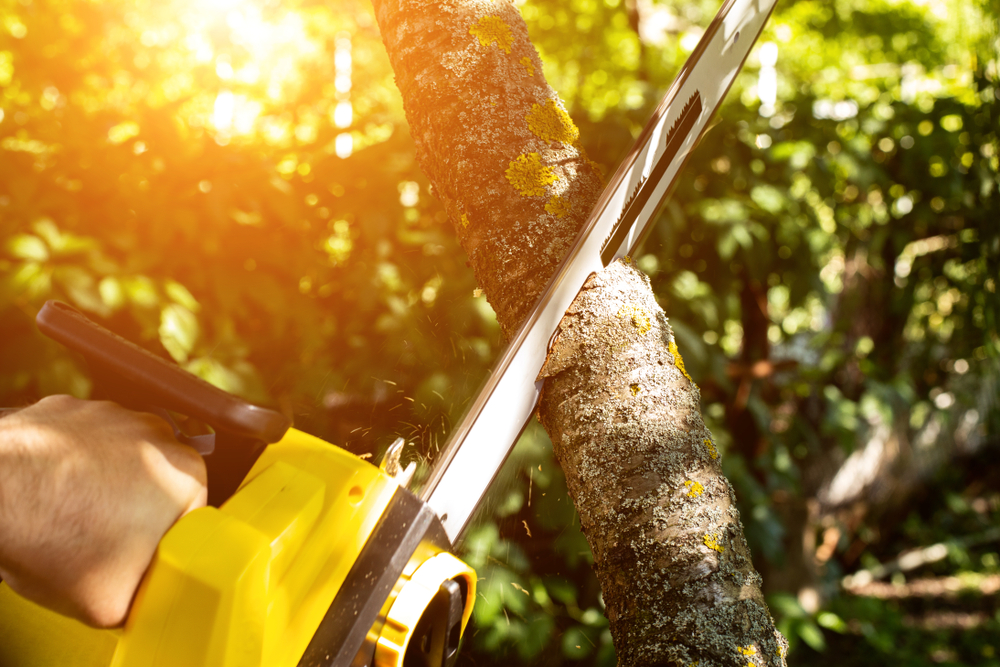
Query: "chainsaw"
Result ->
[[0, 0, 776, 664]]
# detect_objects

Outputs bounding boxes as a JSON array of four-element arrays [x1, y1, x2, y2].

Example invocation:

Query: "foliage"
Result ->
[[1, 0, 998, 665], [475, 0, 999, 663], [0, 0, 498, 455]]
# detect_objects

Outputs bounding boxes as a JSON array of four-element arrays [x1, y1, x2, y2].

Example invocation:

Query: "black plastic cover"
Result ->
[[36, 301, 291, 443], [297, 487, 454, 667]]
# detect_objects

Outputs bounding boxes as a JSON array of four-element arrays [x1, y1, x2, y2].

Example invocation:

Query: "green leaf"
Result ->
[[160, 303, 199, 363], [797, 619, 827, 652], [55, 266, 109, 316], [718, 230, 738, 260], [460, 523, 500, 571], [700, 198, 748, 224], [730, 223, 753, 250], [10, 262, 52, 300], [750, 185, 786, 213], [494, 487, 524, 517], [123, 276, 159, 308], [771, 140, 816, 169], [580, 606, 605, 627], [107, 121, 140, 144], [6, 234, 49, 262], [99, 276, 126, 311], [32, 218, 95, 255], [767, 593, 807, 619], [165, 280, 200, 312], [816, 611, 847, 633]]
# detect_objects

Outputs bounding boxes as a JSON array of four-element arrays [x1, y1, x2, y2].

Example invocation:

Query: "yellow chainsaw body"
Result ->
[[0, 428, 474, 667]]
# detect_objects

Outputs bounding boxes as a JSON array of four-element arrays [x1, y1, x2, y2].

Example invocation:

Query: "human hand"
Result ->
[[0, 395, 207, 628]]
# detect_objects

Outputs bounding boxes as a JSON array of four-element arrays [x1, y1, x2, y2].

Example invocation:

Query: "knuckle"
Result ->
[[86, 598, 130, 629], [167, 441, 209, 488], [137, 411, 174, 434], [38, 394, 80, 408]]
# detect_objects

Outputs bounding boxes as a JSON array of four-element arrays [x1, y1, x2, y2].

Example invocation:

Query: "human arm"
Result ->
[[0, 395, 207, 628]]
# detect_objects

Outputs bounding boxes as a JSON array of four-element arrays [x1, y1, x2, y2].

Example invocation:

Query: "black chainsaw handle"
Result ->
[[35, 300, 292, 505]]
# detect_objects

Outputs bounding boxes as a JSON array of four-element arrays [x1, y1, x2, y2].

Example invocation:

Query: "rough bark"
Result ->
[[371, 1, 787, 664], [538, 264, 787, 666], [371, 0, 601, 338]]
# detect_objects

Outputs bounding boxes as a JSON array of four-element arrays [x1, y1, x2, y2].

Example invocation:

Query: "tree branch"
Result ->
[[371, 1, 787, 664]]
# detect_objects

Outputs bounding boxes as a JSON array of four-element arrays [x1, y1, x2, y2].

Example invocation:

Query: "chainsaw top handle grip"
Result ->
[[35, 300, 292, 505]]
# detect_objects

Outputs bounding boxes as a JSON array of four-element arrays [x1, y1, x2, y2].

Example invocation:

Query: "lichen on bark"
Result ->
[[370, 0, 787, 664], [371, 0, 601, 339], [538, 262, 787, 666]]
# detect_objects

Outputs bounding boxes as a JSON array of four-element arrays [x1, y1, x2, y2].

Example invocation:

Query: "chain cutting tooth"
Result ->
[[380, 437, 406, 477], [614, 91, 701, 226], [380, 437, 417, 489]]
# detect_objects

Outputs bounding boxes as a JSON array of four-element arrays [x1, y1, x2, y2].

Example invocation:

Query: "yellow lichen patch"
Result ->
[[738, 646, 757, 656], [505, 152, 558, 197], [684, 480, 704, 498], [460, 213, 470, 228], [617, 305, 652, 335], [703, 438, 719, 460], [526, 99, 580, 145], [703, 533, 725, 553], [630, 383, 641, 396], [667, 339, 693, 382], [622, 255, 632, 264], [520, 56, 535, 76], [545, 194, 571, 218], [469, 15, 513, 54]]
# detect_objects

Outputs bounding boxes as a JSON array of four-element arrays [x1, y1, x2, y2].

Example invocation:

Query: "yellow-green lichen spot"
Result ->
[[630, 383, 641, 396], [526, 99, 579, 145], [667, 339, 693, 382], [738, 646, 757, 657], [684, 480, 704, 498], [460, 213, 470, 228], [703, 533, 724, 553], [469, 15, 513, 54], [617, 304, 652, 335], [703, 438, 719, 460], [520, 56, 535, 76], [545, 194, 571, 218], [505, 152, 558, 197]]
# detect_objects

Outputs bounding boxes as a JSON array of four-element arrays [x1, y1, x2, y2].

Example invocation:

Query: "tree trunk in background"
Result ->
[[371, 1, 787, 664]]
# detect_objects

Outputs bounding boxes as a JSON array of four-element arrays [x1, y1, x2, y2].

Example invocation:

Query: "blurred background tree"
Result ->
[[0, 0, 997, 664]]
